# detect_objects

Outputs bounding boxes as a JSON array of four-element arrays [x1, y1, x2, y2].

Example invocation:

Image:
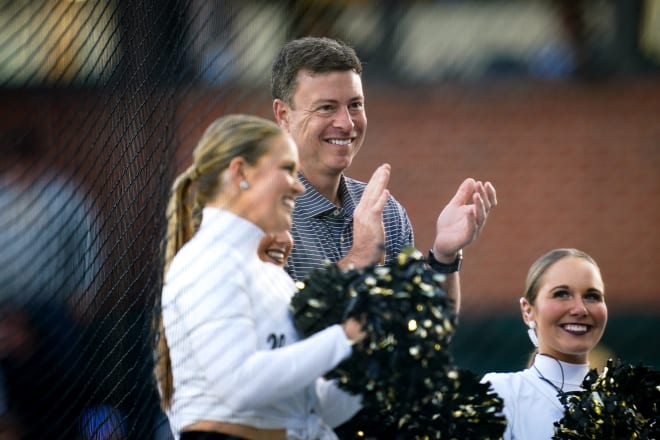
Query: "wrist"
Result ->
[[431, 248, 459, 264], [428, 248, 463, 274]]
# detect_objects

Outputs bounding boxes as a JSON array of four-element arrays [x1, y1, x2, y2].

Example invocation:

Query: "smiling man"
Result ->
[[271, 37, 497, 314], [270, 37, 498, 438]]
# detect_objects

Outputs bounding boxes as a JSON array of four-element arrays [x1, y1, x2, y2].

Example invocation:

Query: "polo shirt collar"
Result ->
[[295, 173, 356, 219]]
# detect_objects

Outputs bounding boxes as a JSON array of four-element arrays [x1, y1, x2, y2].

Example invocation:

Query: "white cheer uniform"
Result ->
[[482, 354, 589, 440], [162, 208, 360, 439]]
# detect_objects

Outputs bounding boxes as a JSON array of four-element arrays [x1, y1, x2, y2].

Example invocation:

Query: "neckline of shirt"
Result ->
[[533, 353, 589, 392]]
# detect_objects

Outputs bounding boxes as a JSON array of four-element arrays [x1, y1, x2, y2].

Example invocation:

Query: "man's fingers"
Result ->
[[474, 181, 490, 212], [375, 188, 390, 212], [361, 164, 391, 204], [449, 177, 476, 206], [485, 181, 497, 207], [473, 192, 487, 232], [450, 178, 497, 211]]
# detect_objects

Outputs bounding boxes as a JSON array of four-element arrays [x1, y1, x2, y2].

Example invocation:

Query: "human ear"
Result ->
[[519, 297, 534, 325], [273, 99, 290, 130], [227, 157, 248, 186]]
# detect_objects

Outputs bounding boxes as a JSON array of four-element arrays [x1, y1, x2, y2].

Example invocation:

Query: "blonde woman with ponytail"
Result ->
[[154, 115, 364, 440]]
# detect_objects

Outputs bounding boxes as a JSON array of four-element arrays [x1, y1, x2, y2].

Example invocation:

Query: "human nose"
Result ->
[[333, 106, 355, 131], [569, 298, 588, 317], [292, 176, 305, 196]]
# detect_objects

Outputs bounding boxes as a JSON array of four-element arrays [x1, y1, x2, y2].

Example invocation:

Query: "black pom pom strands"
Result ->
[[553, 358, 660, 440], [290, 247, 506, 439]]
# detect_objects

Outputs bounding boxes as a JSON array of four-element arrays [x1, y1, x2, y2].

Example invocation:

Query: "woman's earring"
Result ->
[[239, 180, 249, 190], [527, 321, 539, 347]]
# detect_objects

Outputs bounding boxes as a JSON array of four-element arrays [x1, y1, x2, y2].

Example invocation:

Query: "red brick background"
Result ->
[[2, 78, 659, 317], [350, 79, 660, 315]]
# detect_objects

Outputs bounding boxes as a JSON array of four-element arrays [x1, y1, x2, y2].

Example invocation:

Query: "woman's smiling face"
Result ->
[[238, 133, 304, 234], [523, 256, 607, 364]]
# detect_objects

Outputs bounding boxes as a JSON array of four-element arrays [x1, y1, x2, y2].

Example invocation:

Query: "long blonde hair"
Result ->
[[154, 114, 283, 410]]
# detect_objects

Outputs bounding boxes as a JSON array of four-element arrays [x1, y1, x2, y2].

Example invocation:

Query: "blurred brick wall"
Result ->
[[2, 78, 659, 317], [348, 78, 660, 316]]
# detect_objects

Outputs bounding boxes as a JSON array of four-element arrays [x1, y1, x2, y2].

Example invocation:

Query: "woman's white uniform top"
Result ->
[[162, 208, 360, 439], [481, 354, 589, 440]]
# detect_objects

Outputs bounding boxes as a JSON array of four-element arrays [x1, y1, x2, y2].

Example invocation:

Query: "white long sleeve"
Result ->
[[163, 208, 352, 438], [314, 378, 362, 428]]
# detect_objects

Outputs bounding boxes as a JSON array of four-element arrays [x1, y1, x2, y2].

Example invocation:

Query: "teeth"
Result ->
[[328, 139, 351, 145], [283, 198, 295, 208], [563, 324, 588, 333], [266, 250, 284, 260]]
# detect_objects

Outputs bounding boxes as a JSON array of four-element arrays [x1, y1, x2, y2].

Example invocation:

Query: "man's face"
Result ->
[[279, 69, 366, 178]]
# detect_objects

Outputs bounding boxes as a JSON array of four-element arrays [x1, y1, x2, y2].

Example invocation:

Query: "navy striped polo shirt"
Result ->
[[286, 173, 414, 282]]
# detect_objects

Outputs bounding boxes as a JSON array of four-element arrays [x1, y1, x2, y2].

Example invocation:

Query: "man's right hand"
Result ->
[[339, 164, 390, 270]]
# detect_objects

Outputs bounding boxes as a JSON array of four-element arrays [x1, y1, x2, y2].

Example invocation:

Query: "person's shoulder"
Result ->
[[165, 232, 246, 284], [343, 175, 401, 203], [482, 369, 533, 405], [343, 175, 366, 190], [343, 175, 408, 220], [482, 370, 524, 391]]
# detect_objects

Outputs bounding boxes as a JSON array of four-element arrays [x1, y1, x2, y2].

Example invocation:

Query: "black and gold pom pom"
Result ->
[[290, 247, 506, 439], [553, 358, 660, 439]]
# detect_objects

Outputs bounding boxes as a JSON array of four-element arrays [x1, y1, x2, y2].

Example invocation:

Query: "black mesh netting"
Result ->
[[1, 1, 659, 439], [0, 1, 266, 438]]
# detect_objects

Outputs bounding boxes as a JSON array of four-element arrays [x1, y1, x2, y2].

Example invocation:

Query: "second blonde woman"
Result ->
[[155, 114, 363, 440]]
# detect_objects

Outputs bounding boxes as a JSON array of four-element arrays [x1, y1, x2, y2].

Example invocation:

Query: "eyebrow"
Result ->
[[312, 96, 363, 105], [311, 99, 337, 106], [549, 285, 603, 293]]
